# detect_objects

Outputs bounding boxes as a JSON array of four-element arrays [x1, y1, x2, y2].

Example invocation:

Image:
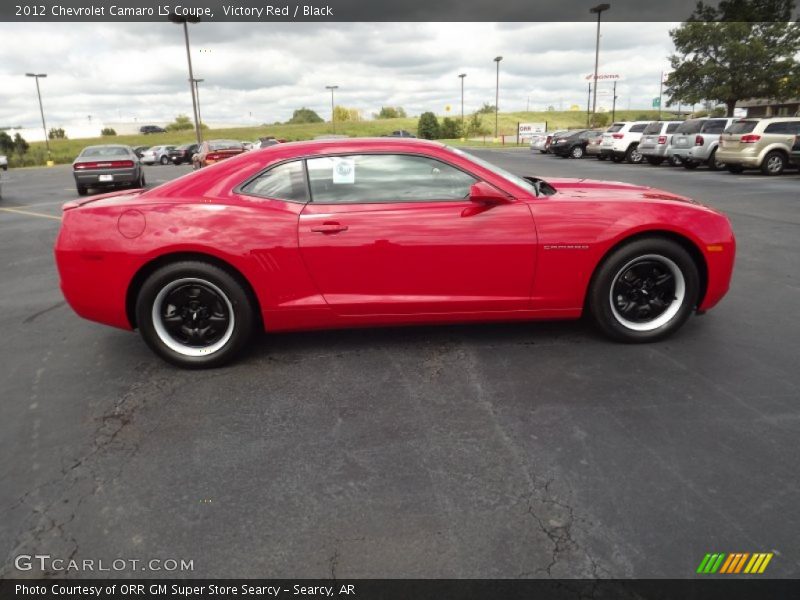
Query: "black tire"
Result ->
[[160, 155, 169, 165], [135, 261, 255, 368], [539, 150, 547, 154], [707, 149, 725, 171], [1, 165, 7, 171], [760, 151, 786, 176], [597, 154, 608, 161], [726, 164, 744, 174], [570, 145, 585, 159], [625, 144, 643, 164], [682, 160, 699, 170], [668, 155, 682, 167], [645, 157, 664, 166], [77, 185, 88, 196], [588, 238, 700, 343]]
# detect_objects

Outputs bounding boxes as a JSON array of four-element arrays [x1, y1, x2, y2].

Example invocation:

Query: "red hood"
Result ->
[[544, 177, 697, 205]]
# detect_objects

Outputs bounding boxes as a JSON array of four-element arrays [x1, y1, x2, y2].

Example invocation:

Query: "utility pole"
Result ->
[[493, 56, 503, 138], [25, 73, 51, 162], [658, 71, 664, 120], [169, 13, 203, 145], [586, 83, 592, 127], [612, 81, 617, 122], [459, 73, 466, 136], [326, 85, 338, 134], [590, 3, 610, 126]]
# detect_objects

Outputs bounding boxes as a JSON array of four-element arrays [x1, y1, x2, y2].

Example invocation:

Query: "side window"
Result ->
[[629, 124, 647, 133], [240, 160, 308, 203], [666, 123, 680, 133], [764, 122, 789, 134], [306, 154, 477, 204]]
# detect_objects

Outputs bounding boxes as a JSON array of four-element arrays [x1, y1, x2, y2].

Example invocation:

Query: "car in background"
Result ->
[[542, 130, 570, 153], [258, 138, 280, 149], [598, 121, 651, 163], [639, 121, 683, 165], [139, 125, 166, 135], [0, 154, 7, 171], [132, 146, 149, 159], [549, 129, 599, 159], [168, 143, 199, 165], [192, 139, 246, 169], [54, 137, 735, 368], [585, 131, 604, 158], [717, 117, 800, 175], [670, 118, 736, 170], [141, 145, 177, 165], [387, 130, 416, 138], [72, 145, 144, 196], [529, 133, 549, 153], [790, 134, 800, 167]]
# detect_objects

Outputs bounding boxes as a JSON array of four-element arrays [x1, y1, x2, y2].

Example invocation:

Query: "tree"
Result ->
[[0, 131, 14, 155], [376, 106, 407, 119], [48, 127, 67, 139], [476, 102, 496, 115], [13, 133, 29, 158], [440, 117, 462, 139], [417, 112, 440, 139], [333, 106, 362, 122], [287, 107, 323, 124], [589, 113, 610, 128], [101, 127, 117, 136], [166, 114, 194, 132], [465, 113, 489, 137], [665, 0, 800, 117]]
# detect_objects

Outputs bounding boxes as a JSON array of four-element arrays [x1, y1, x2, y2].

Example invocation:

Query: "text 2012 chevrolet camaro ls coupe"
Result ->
[[55, 138, 735, 368]]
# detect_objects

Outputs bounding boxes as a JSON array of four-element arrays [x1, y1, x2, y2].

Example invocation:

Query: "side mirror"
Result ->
[[469, 181, 510, 204]]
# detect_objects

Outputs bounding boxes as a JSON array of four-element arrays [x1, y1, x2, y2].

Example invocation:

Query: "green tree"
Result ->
[[439, 117, 462, 139], [589, 113, 610, 128], [287, 107, 323, 124], [101, 127, 117, 136], [166, 114, 194, 132], [417, 112, 440, 140], [665, 0, 800, 117], [465, 113, 489, 137], [376, 106, 407, 119], [476, 102, 496, 115], [13, 133, 29, 158], [48, 127, 67, 139], [0, 131, 14, 154]]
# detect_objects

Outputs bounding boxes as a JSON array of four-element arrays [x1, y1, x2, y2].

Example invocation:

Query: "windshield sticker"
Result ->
[[332, 158, 355, 184]]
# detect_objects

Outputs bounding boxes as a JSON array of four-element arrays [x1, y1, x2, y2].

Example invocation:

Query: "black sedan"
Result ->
[[72, 145, 144, 196], [549, 129, 598, 159], [168, 143, 199, 165]]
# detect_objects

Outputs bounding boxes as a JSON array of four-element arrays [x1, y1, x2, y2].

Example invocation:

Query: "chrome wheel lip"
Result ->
[[152, 277, 235, 357], [609, 254, 686, 332]]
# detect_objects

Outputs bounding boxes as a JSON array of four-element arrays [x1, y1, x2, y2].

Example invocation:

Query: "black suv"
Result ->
[[139, 125, 166, 135]]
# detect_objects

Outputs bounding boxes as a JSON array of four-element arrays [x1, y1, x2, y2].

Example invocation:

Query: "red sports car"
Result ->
[[55, 138, 735, 368]]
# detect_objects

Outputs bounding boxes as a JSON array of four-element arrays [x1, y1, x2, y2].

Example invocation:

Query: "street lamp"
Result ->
[[458, 73, 466, 135], [25, 73, 51, 162], [590, 3, 611, 125], [169, 12, 203, 145], [493, 56, 502, 138], [191, 78, 205, 128], [326, 85, 339, 133]]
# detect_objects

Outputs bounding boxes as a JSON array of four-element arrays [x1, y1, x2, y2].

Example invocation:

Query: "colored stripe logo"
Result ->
[[696, 552, 773, 574]]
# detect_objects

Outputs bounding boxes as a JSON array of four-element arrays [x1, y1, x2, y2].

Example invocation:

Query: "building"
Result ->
[[736, 98, 800, 118]]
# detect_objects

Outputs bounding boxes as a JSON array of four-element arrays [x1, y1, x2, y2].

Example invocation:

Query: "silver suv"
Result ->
[[670, 117, 736, 170], [639, 121, 683, 166]]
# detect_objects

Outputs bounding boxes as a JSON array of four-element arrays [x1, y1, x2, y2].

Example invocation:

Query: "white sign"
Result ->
[[332, 158, 355, 184], [518, 122, 547, 139], [583, 73, 624, 82]]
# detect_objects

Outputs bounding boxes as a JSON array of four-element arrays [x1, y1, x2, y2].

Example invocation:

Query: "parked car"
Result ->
[[668, 118, 736, 170], [132, 146, 149, 159], [639, 121, 683, 165], [529, 133, 549, 153], [168, 143, 199, 165], [258, 138, 280, 149], [543, 130, 570, 153], [387, 130, 416, 138], [139, 125, 166, 135], [72, 145, 144, 196], [790, 134, 800, 167], [0, 154, 7, 170], [598, 121, 651, 163], [54, 137, 735, 368], [717, 118, 800, 175], [585, 131, 604, 158], [192, 139, 246, 169], [549, 129, 598, 159], [141, 145, 177, 165]]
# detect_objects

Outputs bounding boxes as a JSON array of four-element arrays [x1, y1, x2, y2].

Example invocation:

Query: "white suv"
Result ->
[[598, 121, 651, 163], [0, 154, 7, 171]]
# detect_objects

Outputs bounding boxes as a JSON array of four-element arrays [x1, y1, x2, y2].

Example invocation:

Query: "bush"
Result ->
[[590, 113, 610, 128], [287, 107, 323, 124], [440, 117, 462, 139], [166, 114, 194, 132], [465, 113, 489, 137], [375, 106, 407, 119], [0, 131, 13, 154], [417, 112, 440, 140], [48, 127, 67, 139], [14, 133, 29, 158], [476, 103, 496, 115], [101, 127, 117, 136]]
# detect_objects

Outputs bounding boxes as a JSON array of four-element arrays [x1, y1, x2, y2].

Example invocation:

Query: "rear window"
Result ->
[[675, 119, 704, 134], [643, 122, 663, 135], [666, 123, 680, 133], [209, 140, 244, 151], [80, 146, 130, 157], [606, 123, 624, 133], [726, 120, 758, 134], [701, 119, 728, 134], [629, 124, 648, 133]]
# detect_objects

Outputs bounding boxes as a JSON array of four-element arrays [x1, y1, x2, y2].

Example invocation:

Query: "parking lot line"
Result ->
[[0, 207, 62, 221]]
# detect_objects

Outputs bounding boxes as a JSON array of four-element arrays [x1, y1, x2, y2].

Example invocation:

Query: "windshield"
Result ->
[[447, 146, 539, 196], [675, 119, 704, 134]]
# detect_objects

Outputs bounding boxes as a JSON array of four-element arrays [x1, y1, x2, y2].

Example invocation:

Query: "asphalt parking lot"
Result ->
[[1, 152, 798, 579]]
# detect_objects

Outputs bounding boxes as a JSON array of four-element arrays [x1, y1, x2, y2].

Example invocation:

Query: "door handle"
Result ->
[[310, 222, 348, 234]]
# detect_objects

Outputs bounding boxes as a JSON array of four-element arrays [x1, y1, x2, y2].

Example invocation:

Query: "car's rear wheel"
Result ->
[[135, 261, 255, 368], [160, 155, 169, 165], [668, 155, 682, 166], [625, 145, 643, 164], [589, 238, 699, 343], [707, 149, 725, 171], [761, 151, 786, 175], [645, 156, 664, 166], [570, 145, 584, 159]]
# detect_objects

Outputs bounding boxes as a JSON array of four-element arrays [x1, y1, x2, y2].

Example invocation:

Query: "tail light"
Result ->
[[695, 135, 704, 146], [205, 152, 222, 161], [74, 160, 135, 170], [612, 133, 624, 139], [658, 136, 667, 144], [741, 134, 761, 143]]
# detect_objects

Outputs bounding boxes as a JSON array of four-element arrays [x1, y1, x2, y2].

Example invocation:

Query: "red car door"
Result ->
[[297, 153, 537, 316]]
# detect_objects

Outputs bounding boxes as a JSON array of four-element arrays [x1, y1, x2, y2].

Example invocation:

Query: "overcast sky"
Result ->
[[0, 22, 681, 128]]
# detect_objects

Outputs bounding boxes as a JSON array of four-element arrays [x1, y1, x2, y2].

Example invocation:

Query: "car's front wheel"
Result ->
[[589, 238, 699, 343], [135, 261, 255, 368], [761, 151, 786, 175], [570, 145, 584, 159]]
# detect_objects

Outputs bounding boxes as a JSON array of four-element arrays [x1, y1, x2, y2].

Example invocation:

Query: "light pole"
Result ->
[[458, 73, 466, 135], [169, 12, 203, 145], [326, 85, 338, 134], [25, 73, 51, 162], [590, 3, 610, 126], [493, 56, 502, 139], [191, 78, 204, 128]]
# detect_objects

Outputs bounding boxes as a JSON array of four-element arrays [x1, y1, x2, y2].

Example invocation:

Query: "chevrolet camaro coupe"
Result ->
[[55, 138, 735, 368]]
